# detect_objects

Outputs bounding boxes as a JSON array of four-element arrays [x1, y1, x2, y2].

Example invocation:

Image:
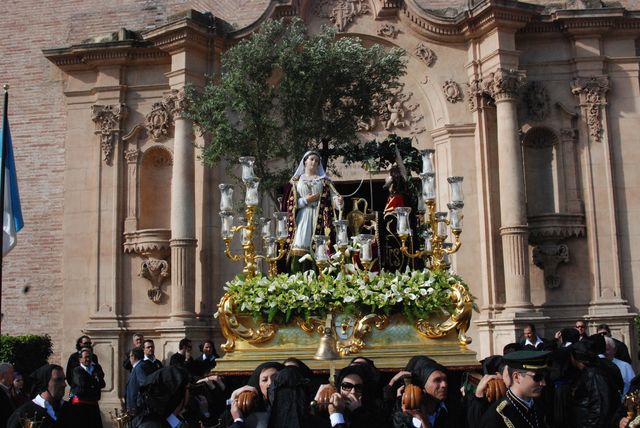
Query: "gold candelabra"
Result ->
[[219, 157, 289, 279], [395, 150, 464, 271]]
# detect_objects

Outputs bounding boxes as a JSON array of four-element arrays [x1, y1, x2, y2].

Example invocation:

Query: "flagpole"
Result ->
[[0, 84, 8, 335]]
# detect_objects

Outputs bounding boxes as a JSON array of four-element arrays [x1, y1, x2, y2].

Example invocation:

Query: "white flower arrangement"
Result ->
[[223, 267, 472, 323]]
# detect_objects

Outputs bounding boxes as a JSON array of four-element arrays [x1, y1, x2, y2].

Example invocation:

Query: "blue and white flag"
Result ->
[[1, 92, 23, 256]]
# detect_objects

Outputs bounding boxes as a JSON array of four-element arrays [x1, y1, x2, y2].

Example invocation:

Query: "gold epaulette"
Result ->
[[496, 399, 516, 428]]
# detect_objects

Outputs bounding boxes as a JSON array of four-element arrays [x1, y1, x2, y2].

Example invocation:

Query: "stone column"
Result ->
[[486, 69, 532, 310], [167, 89, 197, 319]]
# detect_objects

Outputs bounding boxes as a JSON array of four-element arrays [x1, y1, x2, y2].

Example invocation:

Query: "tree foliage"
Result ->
[[186, 18, 406, 202], [0, 334, 53, 377]]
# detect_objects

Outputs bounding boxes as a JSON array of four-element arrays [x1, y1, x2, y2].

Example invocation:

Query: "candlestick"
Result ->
[[219, 184, 234, 212]]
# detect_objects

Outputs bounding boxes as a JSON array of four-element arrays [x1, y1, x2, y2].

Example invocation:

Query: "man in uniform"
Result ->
[[479, 350, 551, 428]]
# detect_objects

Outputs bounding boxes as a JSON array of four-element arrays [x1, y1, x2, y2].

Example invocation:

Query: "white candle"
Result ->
[[316, 243, 328, 261], [338, 229, 348, 246], [219, 184, 233, 212], [361, 243, 372, 261]]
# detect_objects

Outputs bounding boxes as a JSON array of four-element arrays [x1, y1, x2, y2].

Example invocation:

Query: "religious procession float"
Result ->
[[213, 148, 477, 371]]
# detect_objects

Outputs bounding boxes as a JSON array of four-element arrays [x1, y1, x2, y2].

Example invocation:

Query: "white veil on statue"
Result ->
[[291, 150, 326, 180]]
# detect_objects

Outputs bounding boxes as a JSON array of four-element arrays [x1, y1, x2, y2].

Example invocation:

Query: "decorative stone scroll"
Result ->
[[314, 0, 370, 32], [91, 104, 128, 165], [571, 76, 609, 143], [377, 23, 399, 38], [532, 244, 569, 289], [442, 80, 463, 103], [414, 42, 437, 67], [484, 68, 527, 102]]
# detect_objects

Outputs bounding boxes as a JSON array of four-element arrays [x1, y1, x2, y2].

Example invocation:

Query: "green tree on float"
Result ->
[[185, 18, 407, 203]]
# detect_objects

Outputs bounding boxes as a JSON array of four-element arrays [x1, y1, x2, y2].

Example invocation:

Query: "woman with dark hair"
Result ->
[[223, 361, 284, 428]]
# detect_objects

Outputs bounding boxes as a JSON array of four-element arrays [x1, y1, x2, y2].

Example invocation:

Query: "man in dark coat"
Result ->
[[69, 348, 105, 428], [0, 363, 16, 427], [65, 335, 98, 389], [479, 350, 551, 428], [132, 366, 190, 428], [142, 339, 163, 375], [7, 364, 71, 428], [125, 347, 147, 412]]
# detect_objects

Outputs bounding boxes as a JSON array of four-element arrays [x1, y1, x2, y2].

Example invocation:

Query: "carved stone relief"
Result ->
[[140, 258, 170, 303], [145, 101, 173, 141], [356, 85, 425, 134], [442, 80, 463, 103], [484, 68, 527, 102], [571, 76, 609, 143], [414, 43, 437, 67], [524, 81, 550, 122], [314, 0, 370, 32], [91, 104, 128, 165], [533, 244, 569, 289], [377, 23, 399, 38]]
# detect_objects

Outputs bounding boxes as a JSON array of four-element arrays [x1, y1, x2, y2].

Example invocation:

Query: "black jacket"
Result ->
[[570, 365, 614, 428]]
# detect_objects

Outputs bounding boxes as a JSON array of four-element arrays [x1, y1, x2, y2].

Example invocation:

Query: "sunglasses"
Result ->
[[575, 325, 585, 329], [521, 372, 545, 382], [340, 382, 363, 393]]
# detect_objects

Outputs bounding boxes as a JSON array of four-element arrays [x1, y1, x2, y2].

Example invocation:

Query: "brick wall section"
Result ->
[[0, 0, 270, 364]]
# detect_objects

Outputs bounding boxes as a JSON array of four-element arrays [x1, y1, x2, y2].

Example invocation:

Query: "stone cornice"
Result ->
[[43, 44, 168, 71], [528, 213, 586, 245], [226, 0, 301, 40], [400, 0, 543, 43], [519, 8, 640, 35], [143, 11, 219, 54]]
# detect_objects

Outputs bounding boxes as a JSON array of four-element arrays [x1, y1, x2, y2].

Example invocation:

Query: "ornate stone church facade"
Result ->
[[1, 0, 639, 410]]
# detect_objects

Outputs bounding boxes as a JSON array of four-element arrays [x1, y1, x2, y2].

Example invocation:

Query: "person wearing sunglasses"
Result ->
[[479, 350, 551, 428], [314, 364, 384, 428]]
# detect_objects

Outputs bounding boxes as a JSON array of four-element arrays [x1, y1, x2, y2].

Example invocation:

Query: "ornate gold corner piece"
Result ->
[[336, 313, 389, 356], [217, 293, 276, 353], [415, 283, 473, 345]]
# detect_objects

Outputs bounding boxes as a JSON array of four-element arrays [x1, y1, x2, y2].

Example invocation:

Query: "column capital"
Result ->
[[571, 76, 610, 142], [164, 88, 188, 119], [485, 68, 527, 102]]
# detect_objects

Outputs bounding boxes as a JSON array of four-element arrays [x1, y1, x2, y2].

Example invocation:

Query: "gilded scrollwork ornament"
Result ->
[[91, 103, 128, 165], [415, 282, 473, 345], [217, 293, 276, 353]]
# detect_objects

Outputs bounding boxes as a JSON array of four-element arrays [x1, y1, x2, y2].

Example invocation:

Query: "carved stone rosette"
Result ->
[[377, 23, 399, 38], [91, 104, 128, 165], [571, 76, 609, 143], [314, 0, 370, 32], [484, 69, 527, 102], [443, 80, 463, 103], [415, 282, 473, 345], [414, 42, 437, 67], [217, 293, 276, 353], [533, 244, 569, 289]]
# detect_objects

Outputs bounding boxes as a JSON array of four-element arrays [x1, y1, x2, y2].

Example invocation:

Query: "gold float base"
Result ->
[[214, 314, 478, 372]]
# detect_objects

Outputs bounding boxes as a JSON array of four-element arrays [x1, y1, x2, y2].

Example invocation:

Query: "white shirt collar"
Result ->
[[525, 336, 543, 347], [32, 394, 58, 420]]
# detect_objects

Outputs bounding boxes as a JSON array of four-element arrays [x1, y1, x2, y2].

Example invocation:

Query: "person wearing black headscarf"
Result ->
[[313, 363, 386, 428], [222, 361, 284, 428], [266, 366, 317, 428], [132, 365, 190, 428], [393, 357, 463, 428], [7, 364, 72, 428]]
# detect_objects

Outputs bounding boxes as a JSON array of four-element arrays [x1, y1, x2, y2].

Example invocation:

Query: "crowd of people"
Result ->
[[0, 321, 639, 427]]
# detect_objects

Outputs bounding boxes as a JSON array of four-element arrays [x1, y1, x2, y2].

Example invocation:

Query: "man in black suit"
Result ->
[[0, 363, 15, 427], [125, 347, 147, 412], [122, 333, 144, 373], [142, 340, 163, 375]]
